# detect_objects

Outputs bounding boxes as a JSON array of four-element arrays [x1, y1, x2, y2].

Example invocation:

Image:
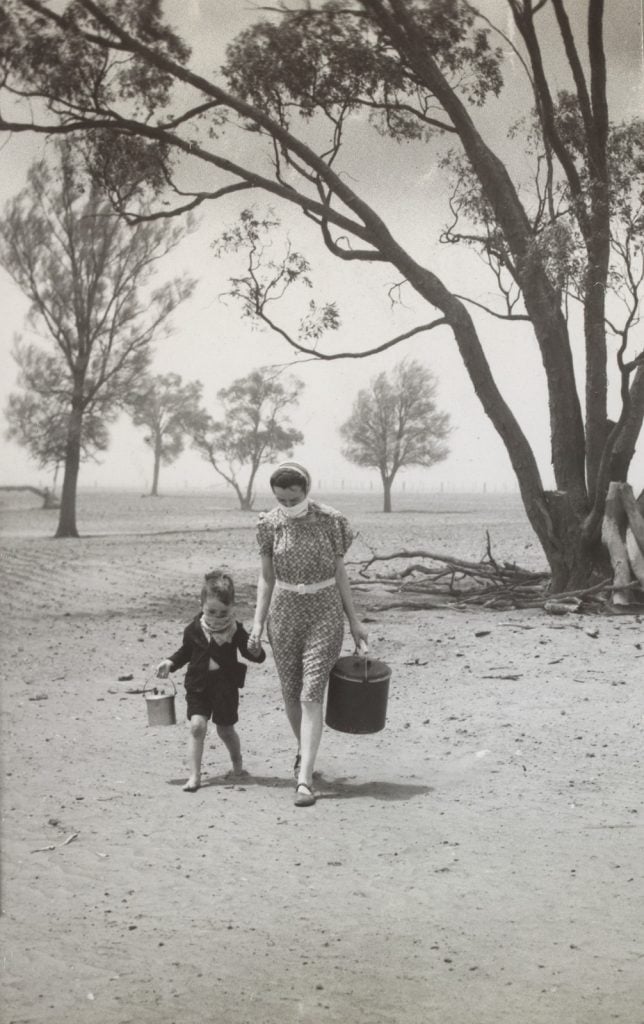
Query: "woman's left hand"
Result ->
[[248, 629, 263, 655], [350, 620, 369, 651]]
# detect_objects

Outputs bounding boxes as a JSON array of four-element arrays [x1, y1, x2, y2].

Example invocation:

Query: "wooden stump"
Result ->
[[601, 482, 644, 603]]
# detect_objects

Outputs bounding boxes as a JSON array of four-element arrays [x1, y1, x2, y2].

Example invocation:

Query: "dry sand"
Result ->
[[1, 491, 642, 1024]]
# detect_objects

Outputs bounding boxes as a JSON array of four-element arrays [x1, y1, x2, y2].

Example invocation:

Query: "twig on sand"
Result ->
[[31, 832, 79, 853]]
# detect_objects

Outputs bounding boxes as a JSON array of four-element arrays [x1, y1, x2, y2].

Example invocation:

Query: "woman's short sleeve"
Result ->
[[330, 513, 353, 557], [256, 514, 274, 556]]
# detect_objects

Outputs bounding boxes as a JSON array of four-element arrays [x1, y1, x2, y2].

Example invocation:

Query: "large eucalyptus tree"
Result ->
[[1, 1, 642, 584]]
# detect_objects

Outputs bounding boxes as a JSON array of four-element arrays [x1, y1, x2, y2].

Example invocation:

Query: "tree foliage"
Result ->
[[5, 341, 112, 488], [0, 139, 194, 536], [125, 373, 209, 496], [340, 359, 450, 511], [191, 368, 304, 510], [215, 207, 340, 352], [1, 1, 643, 589]]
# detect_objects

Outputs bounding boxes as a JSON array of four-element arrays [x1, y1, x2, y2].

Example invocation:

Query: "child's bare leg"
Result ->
[[184, 715, 208, 791], [217, 724, 247, 777]]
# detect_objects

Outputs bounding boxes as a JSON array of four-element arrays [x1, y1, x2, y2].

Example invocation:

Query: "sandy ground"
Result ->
[[1, 491, 643, 1024]]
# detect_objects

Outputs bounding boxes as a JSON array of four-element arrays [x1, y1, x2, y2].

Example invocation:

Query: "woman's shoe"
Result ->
[[294, 782, 316, 807]]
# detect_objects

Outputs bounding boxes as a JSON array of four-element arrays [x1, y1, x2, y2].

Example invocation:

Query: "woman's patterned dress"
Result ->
[[257, 502, 354, 702]]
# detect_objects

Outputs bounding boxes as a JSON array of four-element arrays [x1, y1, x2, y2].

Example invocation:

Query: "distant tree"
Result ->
[[0, 141, 194, 538], [191, 368, 304, 510], [5, 370, 111, 497], [340, 360, 450, 512], [125, 373, 209, 496]]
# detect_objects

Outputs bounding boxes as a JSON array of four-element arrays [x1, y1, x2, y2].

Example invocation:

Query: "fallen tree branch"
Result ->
[[0, 485, 60, 509], [350, 543, 641, 612]]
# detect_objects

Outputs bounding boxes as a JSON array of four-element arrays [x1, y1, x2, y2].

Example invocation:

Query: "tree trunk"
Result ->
[[55, 403, 82, 538], [242, 469, 256, 511], [42, 488, 60, 509], [535, 489, 611, 592], [233, 482, 249, 509], [382, 477, 392, 513], [151, 438, 161, 497], [351, 204, 589, 581], [609, 365, 644, 482], [387, 24, 587, 506]]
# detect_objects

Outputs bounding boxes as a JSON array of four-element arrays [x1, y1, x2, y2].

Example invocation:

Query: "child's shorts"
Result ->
[[185, 673, 239, 726]]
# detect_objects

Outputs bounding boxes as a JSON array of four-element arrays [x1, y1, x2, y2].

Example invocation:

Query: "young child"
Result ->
[[157, 570, 265, 792]]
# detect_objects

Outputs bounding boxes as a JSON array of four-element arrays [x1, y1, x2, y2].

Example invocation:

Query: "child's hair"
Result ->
[[201, 570, 235, 606]]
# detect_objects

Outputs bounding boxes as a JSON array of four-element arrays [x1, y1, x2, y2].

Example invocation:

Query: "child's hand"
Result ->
[[156, 659, 173, 679], [247, 630, 262, 656]]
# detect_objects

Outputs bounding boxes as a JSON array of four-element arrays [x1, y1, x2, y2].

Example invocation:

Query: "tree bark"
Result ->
[[243, 464, 258, 510], [382, 477, 392, 513], [233, 482, 248, 509], [55, 402, 82, 538], [600, 482, 632, 604], [539, 489, 612, 592], [609, 366, 644, 482], [151, 436, 161, 497]]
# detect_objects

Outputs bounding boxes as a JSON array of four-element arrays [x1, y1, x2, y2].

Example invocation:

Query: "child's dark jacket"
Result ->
[[168, 617, 266, 691]]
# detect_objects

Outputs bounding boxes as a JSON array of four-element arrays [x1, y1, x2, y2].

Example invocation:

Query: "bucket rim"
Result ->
[[330, 669, 390, 684], [143, 676, 177, 698]]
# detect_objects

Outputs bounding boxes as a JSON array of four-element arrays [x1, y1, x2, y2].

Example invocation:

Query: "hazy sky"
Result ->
[[0, 0, 643, 496]]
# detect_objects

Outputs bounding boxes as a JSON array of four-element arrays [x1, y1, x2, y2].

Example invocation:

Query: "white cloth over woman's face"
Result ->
[[271, 461, 312, 518], [280, 495, 309, 518]]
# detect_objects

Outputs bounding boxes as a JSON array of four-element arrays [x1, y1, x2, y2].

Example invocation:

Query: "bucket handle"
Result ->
[[143, 675, 177, 698], [354, 640, 369, 682]]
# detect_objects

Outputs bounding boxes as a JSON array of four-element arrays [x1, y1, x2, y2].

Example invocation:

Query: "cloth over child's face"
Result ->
[[202, 596, 234, 627]]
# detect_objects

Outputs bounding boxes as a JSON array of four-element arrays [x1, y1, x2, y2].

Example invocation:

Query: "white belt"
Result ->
[[275, 577, 336, 595]]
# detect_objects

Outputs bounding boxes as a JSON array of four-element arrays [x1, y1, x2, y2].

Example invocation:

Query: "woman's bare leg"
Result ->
[[284, 699, 302, 741], [284, 699, 303, 776], [297, 701, 324, 788]]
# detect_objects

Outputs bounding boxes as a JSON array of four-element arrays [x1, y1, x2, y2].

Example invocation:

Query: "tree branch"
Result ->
[[452, 293, 531, 321], [254, 307, 448, 360]]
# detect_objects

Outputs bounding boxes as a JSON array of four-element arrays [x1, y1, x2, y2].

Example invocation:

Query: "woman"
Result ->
[[248, 462, 368, 807]]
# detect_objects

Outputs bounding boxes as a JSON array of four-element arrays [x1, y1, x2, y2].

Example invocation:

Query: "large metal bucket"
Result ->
[[325, 653, 391, 734], [143, 678, 177, 726]]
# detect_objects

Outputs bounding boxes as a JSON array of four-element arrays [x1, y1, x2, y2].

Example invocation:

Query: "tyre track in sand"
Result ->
[[0, 529, 259, 621]]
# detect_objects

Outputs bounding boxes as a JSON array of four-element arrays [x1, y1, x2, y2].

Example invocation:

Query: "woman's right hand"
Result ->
[[156, 659, 172, 679], [350, 621, 369, 653]]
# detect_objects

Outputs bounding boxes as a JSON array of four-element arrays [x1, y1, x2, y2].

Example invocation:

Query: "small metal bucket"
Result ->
[[143, 678, 177, 726]]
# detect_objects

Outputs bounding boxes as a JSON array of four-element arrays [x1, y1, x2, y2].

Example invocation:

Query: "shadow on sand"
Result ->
[[168, 773, 432, 802]]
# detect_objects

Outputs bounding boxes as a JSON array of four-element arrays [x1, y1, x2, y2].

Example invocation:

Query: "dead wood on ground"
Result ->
[[349, 532, 641, 613]]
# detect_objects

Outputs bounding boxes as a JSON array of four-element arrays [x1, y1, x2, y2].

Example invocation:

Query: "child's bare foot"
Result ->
[[225, 760, 248, 779], [182, 775, 201, 792]]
